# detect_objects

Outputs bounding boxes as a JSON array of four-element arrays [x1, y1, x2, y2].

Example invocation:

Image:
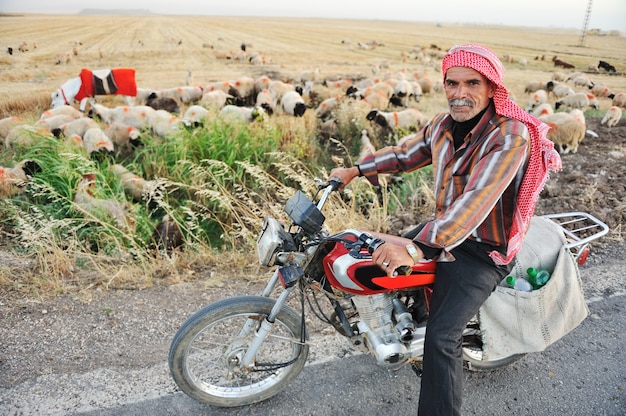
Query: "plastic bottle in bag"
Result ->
[[505, 275, 533, 292], [526, 267, 550, 290]]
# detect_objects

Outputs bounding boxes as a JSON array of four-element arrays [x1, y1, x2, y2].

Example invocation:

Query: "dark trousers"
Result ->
[[416, 239, 513, 416]]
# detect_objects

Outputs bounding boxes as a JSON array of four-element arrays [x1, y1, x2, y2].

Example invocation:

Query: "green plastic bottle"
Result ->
[[526, 267, 550, 290], [505, 275, 533, 292]]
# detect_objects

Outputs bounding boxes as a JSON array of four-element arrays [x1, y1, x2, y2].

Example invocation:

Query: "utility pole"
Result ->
[[579, 0, 593, 46]]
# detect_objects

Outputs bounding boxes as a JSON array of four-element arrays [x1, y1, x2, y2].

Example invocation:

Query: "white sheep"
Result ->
[[183, 105, 210, 126], [255, 89, 275, 115], [73, 172, 134, 230], [362, 91, 390, 110], [147, 110, 181, 137], [219, 105, 265, 123], [253, 76, 272, 96], [392, 79, 414, 106], [268, 80, 296, 104], [36, 114, 76, 131], [612, 92, 626, 109], [315, 96, 342, 119], [525, 89, 548, 112], [300, 68, 321, 83], [39, 105, 83, 120], [590, 83, 614, 98], [229, 76, 256, 105], [600, 106, 622, 128], [110, 164, 156, 202], [53, 116, 99, 138], [540, 112, 585, 154], [89, 104, 156, 129], [5, 124, 52, 148], [280, 90, 307, 117], [572, 75, 594, 88], [555, 92, 599, 111], [366, 108, 426, 130], [530, 103, 554, 118], [104, 122, 140, 155], [157, 86, 203, 104], [82, 127, 114, 156], [200, 90, 233, 110], [546, 81, 574, 99], [204, 80, 234, 95], [524, 81, 546, 94], [0, 116, 25, 139], [0, 159, 41, 198]]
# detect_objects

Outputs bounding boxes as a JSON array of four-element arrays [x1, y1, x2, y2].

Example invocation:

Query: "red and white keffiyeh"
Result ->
[[442, 44, 562, 265]]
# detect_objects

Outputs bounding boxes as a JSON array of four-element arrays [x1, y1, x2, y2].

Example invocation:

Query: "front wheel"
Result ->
[[169, 295, 309, 407], [462, 319, 525, 371]]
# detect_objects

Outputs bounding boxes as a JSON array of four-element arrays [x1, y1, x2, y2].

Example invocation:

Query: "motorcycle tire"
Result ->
[[169, 295, 309, 407], [462, 320, 525, 371]]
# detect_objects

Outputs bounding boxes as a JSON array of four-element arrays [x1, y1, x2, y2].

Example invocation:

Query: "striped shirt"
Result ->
[[358, 103, 531, 259]]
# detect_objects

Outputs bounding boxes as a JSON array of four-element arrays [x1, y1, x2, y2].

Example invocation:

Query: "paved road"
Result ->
[[2, 292, 624, 416]]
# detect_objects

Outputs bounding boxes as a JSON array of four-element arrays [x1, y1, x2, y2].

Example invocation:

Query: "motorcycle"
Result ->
[[168, 177, 609, 407]]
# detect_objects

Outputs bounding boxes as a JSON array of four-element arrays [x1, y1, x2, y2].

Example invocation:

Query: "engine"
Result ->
[[351, 293, 426, 369]]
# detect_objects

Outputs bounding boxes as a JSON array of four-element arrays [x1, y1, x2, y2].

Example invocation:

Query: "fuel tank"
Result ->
[[322, 230, 436, 295]]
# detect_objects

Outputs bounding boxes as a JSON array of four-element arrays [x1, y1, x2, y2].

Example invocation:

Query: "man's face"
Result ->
[[444, 67, 496, 122]]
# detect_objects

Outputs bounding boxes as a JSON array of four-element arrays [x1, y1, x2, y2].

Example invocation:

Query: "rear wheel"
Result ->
[[462, 319, 524, 371], [169, 295, 308, 407]]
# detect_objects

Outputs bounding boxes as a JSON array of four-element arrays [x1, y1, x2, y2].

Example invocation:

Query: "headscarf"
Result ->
[[441, 44, 562, 265]]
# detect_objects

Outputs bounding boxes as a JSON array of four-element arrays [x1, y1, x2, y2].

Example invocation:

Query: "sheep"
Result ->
[[315, 96, 342, 119], [555, 92, 599, 111], [540, 112, 585, 154], [553, 57, 575, 69], [323, 78, 352, 92], [525, 89, 548, 112], [103, 122, 141, 156], [530, 103, 554, 118], [5, 125, 52, 149], [153, 214, 183, 254], [200, 90, 234, 111], [572, 75, 594, 88], [253, 76, 272, 96], [229, 76, 256, 106], [145, 93, 181, 114], [268, 80, 296, 104], [146, 110, 181, 137], [280, 90, 307, 117], [391, 79, 415, 107], [89, 104, 156, 129], [82, 127, 114, 157], [598, 60, 616, 73], [586, 63, 600, 74], [73, 173, 135, 230], [183, 105, 210, 126], [36, 114, 76, 131], [300, 68, 321, 83], [205, 80, 235, 96], [601, 106, 622, 128], [612, 92, 626, 109], [546, 81, 574, 99], [255, 89, 275, 115], [219, 105, 265, 123], [524, 81, 547, 94], [362, 91, 390, 110], [551, 72, 567, 82], [366, 108, 426, 130], [110, 164, 156, 202], [590, 82, 614, 98], [39, 105, 83, 120], [52, 117, 99, 139], [157, 86, 203, 104], [0, 160, 42, 198], [0, 116, 25, 139]]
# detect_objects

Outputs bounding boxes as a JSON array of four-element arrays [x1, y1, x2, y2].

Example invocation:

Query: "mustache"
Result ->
[[448, 99, 474, 107]]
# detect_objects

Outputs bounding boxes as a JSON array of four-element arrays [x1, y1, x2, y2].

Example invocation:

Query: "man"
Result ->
[[329, 44, 561, 415]]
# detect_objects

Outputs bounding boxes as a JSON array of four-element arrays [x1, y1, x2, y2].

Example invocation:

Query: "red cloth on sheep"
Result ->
[[75, 68, 137, 102], [441, 44, 562, 265]]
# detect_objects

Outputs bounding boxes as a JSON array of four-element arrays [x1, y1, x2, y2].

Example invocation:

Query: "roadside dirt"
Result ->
[[0, 117, 625, 391]]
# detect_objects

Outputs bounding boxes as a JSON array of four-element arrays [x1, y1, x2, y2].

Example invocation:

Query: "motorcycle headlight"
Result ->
[[256, 217, 286, 266]]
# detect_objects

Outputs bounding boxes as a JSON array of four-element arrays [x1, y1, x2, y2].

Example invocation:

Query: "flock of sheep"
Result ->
[[0, 46, 624, 243]]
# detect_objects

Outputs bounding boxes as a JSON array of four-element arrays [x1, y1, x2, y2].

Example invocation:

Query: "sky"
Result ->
[[2, 0, 626, 33]]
